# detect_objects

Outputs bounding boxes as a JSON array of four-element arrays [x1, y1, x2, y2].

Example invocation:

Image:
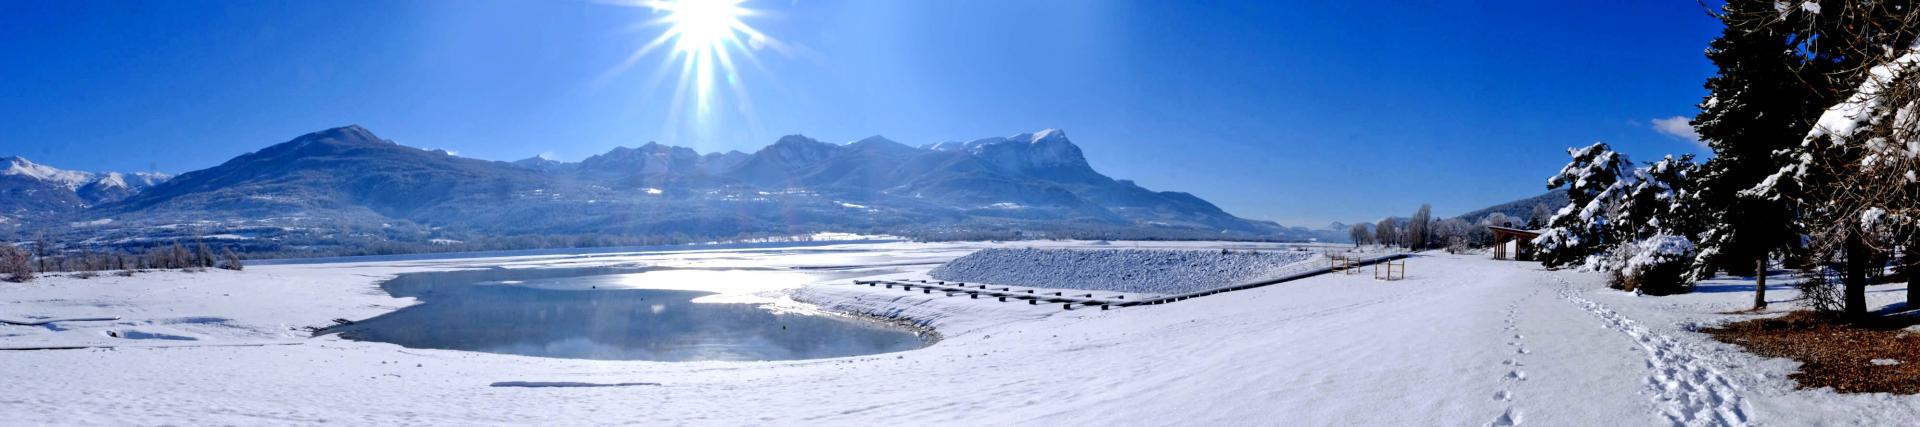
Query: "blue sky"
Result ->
[[0, 0, 1721, 226]]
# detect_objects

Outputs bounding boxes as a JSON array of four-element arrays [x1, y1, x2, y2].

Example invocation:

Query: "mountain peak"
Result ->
[[94, 172, 129, 189], [761, 134, 836, 160], [316, 124, 379, 141], [1027, 128, 1067, 143], [3, 155, 96, 189], [848, 135, 900, 146], [958, 128, 1090, 175], [284, 124, 387, 148], [512, 155, 573, 172], [774, 134, 827, 147]]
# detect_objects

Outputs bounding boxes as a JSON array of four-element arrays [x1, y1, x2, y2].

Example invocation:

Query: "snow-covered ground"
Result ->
[[2, 241, 1918, 425], [929, 248, 1317, 294]]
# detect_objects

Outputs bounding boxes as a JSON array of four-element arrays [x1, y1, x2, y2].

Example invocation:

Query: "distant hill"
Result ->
[[1451, 189, 1569, 226], [10, 125, 1321, 255]]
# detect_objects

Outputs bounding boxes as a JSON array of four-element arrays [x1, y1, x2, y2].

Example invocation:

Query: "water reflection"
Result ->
[[331, 267, 928, 361]]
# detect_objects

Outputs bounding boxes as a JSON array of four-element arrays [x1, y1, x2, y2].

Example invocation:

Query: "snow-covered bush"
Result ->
[[0, 245, 32, 283], [1606, 234, 1696, 295]]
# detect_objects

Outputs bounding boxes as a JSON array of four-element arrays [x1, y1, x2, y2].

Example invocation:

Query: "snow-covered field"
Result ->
[[3, 241, 1919, 425], [929, 248, 1317, 294]]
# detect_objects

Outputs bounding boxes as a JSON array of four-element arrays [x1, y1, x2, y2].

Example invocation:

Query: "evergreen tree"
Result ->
[[1618, 155, 1700, 241], [1533, 142, 1631, 269], [1733, 0, 1920, 317], [1687, 0, 1845, 309]]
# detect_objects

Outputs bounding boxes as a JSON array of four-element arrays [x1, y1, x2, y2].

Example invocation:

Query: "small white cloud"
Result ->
[[538, 152, 557, 160], [1650, 116, 1704, 148]]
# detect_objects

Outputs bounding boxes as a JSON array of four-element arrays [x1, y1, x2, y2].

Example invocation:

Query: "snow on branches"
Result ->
[[1618, 155, 1698, 240], [1535, 142, 1703, 294], [1749, 42, 1920, 251], [1534, 142, 1632, 269]]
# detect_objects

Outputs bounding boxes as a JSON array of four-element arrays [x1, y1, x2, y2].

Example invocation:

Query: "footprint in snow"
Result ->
[[1493, 390, 1511, 401], [1486, 407, 1522, 427]]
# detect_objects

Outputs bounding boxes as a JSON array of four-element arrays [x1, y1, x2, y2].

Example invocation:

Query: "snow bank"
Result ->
[[928, 248, 1316, 294]]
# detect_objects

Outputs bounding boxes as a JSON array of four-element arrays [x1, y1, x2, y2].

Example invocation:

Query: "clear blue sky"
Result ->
[[0, 0, 1721, 226]]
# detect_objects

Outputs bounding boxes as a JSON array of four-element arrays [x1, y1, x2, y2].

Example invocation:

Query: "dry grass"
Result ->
[[1704, 311, 1920, 394]]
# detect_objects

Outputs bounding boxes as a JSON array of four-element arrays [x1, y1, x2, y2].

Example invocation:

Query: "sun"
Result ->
[[651, 0, 749, 56], [613, 0, 770, 121]]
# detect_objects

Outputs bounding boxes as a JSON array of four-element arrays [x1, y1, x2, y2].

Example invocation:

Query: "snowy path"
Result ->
[[1553, 277, 1751, 426], [0, 243, 1911, 425]]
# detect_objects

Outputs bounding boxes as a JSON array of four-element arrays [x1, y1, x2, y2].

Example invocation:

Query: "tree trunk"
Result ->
[[1754, 255, 1768, 310], [1907, 247, 1920, 311], [1845, 231, 1870, 320]]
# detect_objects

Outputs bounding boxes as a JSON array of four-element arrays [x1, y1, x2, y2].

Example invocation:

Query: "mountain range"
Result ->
[[2, 156, 170, 222], [4, 125, 1343, 255]]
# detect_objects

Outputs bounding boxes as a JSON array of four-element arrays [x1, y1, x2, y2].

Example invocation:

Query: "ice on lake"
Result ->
[[330, 267, 929, 361]]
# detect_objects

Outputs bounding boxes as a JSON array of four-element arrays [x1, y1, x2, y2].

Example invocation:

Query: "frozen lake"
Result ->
[[329, 267, 930, 361]]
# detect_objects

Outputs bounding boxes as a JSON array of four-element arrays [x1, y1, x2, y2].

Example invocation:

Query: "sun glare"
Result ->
[[654, 0, 747, 55], [618, 0, 770, 124]]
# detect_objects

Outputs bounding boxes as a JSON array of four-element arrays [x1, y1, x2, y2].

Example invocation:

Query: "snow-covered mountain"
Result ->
[[509, 155, 571, 173], [77, 172, 173, 204], [0, 156, 172, 223], [3, 156, 98, 190], [14, 125, 1305, 251]]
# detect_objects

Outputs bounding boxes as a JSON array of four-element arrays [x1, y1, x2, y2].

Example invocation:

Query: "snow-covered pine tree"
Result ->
[[1740, 1, 1920, 318], [1608, 155, 1702, 294], [1533, 142, 1631, 269], [1617, 155, 1699, 241], [1687, 0, 1842, 309]]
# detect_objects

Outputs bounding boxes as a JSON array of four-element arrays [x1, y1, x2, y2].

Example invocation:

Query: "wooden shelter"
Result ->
[[1487, 225, 1541, 261]]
